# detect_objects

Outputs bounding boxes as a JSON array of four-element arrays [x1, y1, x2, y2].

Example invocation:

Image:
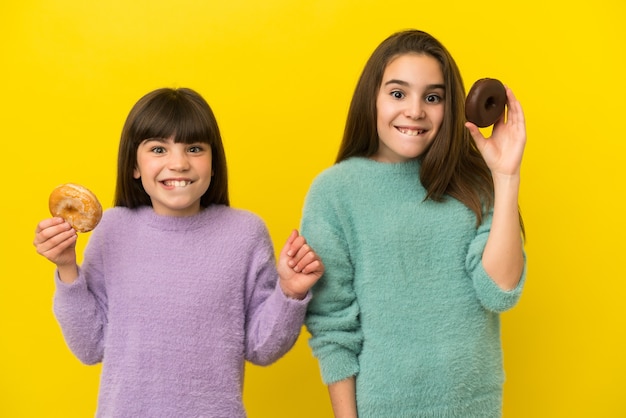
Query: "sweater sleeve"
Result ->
[[301, 177, 363, 385], [53, 226, 108, 365], [243, 219, 311, 366], [466, 211, 527, 313]]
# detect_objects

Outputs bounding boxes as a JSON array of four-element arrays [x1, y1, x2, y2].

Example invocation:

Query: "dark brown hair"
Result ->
[[115, 87, 229, 208], [338, 29, 509, 228]]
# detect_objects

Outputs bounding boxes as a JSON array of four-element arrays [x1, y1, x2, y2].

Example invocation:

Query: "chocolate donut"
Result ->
[[49, 183, 103, 232], [465, 78, 506, 128]]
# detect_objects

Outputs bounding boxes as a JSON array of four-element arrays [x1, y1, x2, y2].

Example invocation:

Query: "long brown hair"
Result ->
[[338, 30, 511, 228], [115, 87, 229, 208]]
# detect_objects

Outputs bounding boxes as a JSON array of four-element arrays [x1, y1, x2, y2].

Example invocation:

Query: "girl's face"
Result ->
[[134, 136, 213, 217], [374, 53, 445, 163]]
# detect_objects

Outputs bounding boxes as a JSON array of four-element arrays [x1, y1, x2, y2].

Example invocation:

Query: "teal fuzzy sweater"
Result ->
[[301, 157, 525, 418]]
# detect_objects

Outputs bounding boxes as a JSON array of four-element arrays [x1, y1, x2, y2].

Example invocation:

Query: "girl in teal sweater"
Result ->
[[301, 30, 527, 417]]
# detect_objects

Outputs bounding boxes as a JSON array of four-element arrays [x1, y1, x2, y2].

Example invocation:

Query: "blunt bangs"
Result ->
[[129, 91, 219, 147]]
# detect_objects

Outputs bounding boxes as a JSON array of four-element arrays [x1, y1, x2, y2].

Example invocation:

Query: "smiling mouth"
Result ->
[[162, 180, 192, 187], [396, 127, 426, 136]]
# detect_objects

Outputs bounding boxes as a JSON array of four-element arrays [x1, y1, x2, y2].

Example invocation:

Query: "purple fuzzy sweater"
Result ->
[[53, 205, 310, 417]]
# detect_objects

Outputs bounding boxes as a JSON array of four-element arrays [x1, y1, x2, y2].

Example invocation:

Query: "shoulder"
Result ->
[[208, 206, 276, 260], [99, 206, 135, 223], [206, 205, 271, 243], [208, 205, 267, 230], [92, 206, 135, 233], [302, 160, 370, 230], [82, 207, 137, 252], [306, 158, 365, 197], [312, 158, 366, 183]]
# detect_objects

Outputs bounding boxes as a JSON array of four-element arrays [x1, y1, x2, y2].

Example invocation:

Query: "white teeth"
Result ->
[[164, 180, 191, 187], [398, 127, 424, 136]]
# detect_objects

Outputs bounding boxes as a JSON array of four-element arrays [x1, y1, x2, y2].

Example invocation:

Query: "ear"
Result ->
[[133, 167, 140, 179]]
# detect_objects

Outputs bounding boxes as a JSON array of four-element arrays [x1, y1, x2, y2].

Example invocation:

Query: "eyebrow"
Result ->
[[384, 79, 445, 90], [142, 137, 170, 144]]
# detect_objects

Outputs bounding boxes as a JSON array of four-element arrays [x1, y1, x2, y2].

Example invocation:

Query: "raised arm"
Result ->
[[465, 86, 526, 290], [34, 216, 108, 364]]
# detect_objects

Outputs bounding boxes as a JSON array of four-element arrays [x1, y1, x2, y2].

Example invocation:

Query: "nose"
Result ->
[[405, 98, 425, 120], [168, 148, 191, 171]]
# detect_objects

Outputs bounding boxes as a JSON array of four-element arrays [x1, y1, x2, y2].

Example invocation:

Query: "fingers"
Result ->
[[465, 120, 488, 151], [290, 251, 322, 274], [503, 86, 525, 126], [34, 218, 73, 244], [501, 86, 527, 146], [288, 240, 314, 272], [464, 121, 481, 138], [277, 230, 325, 299], [281, 229, 299, 257], [33, 218, 77, 260], [34, 217, 64, 234], [282, 230, 323, 274]]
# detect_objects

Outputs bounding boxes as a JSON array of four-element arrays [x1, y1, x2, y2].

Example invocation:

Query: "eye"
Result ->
[[390, 90, 405, 99], [188, 144, 206, 153], [425, 93, 443, 104], [150, 146, 166, 154]]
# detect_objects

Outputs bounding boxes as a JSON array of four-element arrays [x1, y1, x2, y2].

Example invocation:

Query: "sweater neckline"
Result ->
[[139, 205, 219, 231], [346, 156, 421, 174]]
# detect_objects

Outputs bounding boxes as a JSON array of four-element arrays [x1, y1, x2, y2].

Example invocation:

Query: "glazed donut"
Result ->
[[465, 78, 507, 128], [49, 183, 103, 232]]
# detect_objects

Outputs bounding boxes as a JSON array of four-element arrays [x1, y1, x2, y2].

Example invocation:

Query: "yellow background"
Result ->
[[1, 0, 624, 417]]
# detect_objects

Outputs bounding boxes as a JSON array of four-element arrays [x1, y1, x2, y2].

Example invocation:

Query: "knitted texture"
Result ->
[[301, 157, 526, 417], [54, 205, 309, 417]]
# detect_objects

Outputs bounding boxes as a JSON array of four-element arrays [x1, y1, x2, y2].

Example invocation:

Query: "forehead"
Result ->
[[382, 53, 444, 84]]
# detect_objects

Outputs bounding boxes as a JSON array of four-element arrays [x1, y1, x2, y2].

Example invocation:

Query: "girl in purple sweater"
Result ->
[[33, 87, 324, 417]]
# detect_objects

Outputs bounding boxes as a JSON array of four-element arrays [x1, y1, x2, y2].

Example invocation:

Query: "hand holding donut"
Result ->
[[465, 85, 527, 177], [34, 183, 103, 283]]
